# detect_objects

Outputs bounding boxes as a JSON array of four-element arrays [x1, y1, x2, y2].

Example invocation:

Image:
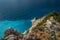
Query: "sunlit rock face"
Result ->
[[46, 17, 60, 32], [46, 17, 56, 31], [29, 17, 45, 33]]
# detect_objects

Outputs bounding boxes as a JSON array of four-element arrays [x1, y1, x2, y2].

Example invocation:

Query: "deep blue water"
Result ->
[[0, 0, 60, 38]]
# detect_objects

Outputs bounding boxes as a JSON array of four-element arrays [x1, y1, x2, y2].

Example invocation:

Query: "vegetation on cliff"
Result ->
[[37, 11, 60, 27]]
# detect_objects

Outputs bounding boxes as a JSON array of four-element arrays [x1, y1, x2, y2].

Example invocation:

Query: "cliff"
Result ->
[[1, 11, 60, 40], [25, 11, 60, 40]]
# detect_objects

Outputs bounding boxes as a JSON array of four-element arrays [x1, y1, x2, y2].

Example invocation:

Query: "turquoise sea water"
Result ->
[[0, 20, 32, 37]]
